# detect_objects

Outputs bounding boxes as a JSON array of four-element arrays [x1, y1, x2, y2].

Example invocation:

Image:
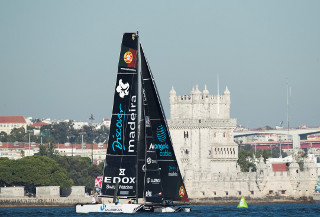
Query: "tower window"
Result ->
[[184, 131, 189, 138]]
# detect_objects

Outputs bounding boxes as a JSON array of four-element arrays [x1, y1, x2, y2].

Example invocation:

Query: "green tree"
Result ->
[[256, 149, 272, 163], [0, 132, 8, 142], [295, 151, 308, 171], [0, 156, 73, 189], [238, 149, 256, 172], [55, 156, 103, 193], [35, 143, 59, 159], [9, 127, 27, 142], [271, 146, 288, 158], [0, 157, 13, 186]]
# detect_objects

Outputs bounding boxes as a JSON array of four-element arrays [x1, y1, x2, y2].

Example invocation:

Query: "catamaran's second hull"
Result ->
[[154, 206, 191, 213], [75, 203, 191, 213]]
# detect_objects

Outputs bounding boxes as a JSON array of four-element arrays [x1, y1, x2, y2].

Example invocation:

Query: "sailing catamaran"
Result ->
[[76, 32, 190, 213]]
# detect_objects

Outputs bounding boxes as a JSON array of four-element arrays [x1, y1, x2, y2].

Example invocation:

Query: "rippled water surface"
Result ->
[[1, 203, 320, 217]]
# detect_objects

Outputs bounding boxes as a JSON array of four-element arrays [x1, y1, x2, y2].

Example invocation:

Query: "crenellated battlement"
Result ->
[[170, 85, 231, 120]]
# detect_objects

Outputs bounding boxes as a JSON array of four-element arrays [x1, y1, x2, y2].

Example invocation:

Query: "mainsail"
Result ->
[[101, 33, 139, 197], [140, 45, 189, 202]]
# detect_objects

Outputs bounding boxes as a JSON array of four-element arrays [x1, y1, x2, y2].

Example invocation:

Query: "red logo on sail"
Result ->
[[95, 176, 103, 188], [179, 186, 185, 197], [124, 51, 133, 63]]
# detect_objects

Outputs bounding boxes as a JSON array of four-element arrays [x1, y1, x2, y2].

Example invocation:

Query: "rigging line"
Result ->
[[106, 154, 137, 157], [111, 113, 136, 116], [157, 159, 176, 162]]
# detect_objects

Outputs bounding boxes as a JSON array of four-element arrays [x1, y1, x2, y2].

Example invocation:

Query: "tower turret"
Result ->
[[203, 84, 209, 95], [224, 86, 230, 95], [170, 86, 177, 119]]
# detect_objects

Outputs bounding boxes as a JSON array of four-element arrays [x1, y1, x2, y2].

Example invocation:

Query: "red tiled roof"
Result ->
[[55, 143, 108, 149], [30, 122, 49, 128], [0, 116, 26, 123], [272, 163, 288, 172]]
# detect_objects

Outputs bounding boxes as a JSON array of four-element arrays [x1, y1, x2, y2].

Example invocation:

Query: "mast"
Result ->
[[286, 79, 289, 135], [217, 73, 220, 116], [101, 33, 139, 198]]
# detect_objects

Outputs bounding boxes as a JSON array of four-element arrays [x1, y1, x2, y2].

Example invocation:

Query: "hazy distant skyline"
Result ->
[[1, 0, 319, 128]]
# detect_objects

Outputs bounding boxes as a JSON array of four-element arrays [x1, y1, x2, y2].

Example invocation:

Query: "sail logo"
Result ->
[[155, 125, 171, 156], [124, 51, 133, 64], [119, 168, 125, 176], [149, 143, 172, 157], [145, 116, 150, 127], [146, 157, 157, 165], [179, 186, 185, 197], [128, 95, 137, 153], [156, 125, 166, 142], [111, 96, 137, 153], [116, 79, 129, 98], [146, 190, 152, 197], [104, 176, 135, 184], [168, 166, 178, 176], [112, 104, 125, 151], [147, 178, 160, 184]]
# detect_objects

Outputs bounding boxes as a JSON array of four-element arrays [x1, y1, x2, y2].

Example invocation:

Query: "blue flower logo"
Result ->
[[156, 125, 166, 142]]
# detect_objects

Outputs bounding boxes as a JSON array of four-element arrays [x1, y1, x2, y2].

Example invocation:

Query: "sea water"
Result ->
[[1, 203, 320, 217]]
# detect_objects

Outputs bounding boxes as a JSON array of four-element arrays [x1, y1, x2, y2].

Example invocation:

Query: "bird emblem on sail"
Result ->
[[116, 79, 130, 98]]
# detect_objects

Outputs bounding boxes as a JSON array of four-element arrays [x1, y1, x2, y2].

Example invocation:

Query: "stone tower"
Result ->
[[167, 85, 238, 178]]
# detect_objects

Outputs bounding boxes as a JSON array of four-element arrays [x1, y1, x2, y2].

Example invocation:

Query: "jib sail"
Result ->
[[140, 45, 189, 202]]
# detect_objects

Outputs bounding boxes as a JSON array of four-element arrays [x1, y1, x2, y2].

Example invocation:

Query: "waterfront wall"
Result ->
[[183, 157, 318, 200], [0, 186, 89, 207], [36, 186, 60, 198], [0, 197, 91, 207], [0, 187, 24, 198]]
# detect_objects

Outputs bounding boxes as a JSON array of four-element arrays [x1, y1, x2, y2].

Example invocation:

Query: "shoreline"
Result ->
[[0, 198, 318, 208]]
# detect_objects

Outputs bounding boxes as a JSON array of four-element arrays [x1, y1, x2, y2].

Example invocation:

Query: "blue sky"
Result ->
[[1, 0, 319, 128]]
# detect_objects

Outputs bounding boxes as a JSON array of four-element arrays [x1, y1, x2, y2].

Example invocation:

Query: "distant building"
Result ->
[[56, 143, 107, 164], [30, 122, 49, 129], [0, 142, 36, 159], [0, 142, 107, 164], [73, 121, 89, 130], [0, 116, 27, 134], [99, 118, 110, 129]]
